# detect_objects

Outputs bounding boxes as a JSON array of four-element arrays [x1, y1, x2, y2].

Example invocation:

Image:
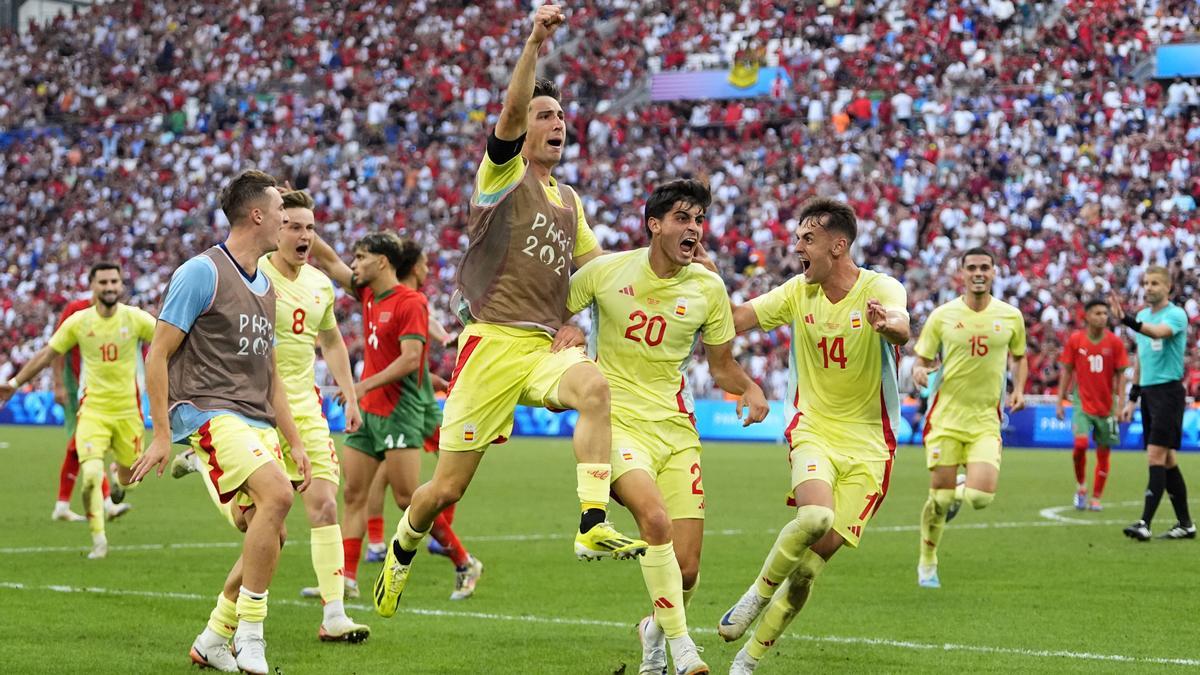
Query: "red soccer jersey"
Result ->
[[1059, 330, 1129, 416], [56, 298, 93, 378], [357, 284, 429, 416]]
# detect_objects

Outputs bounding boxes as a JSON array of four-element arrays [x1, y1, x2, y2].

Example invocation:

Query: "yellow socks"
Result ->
[[395, 509, 428, 553], [79, 459, 105, 536], [206, 593, 238, 639], [964, 488, 994, 510], [752, 505, 833, 597], [310, 524, 344, 603], [640, 543, 687, 638], [919, 489, 955, 567], [236, 586, 268, 637], [747, 549, 826, 660], [682, 576, 698, 608], [576, 463, 611, 512]]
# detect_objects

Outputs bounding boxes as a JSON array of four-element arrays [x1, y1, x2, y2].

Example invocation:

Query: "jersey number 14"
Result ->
[[817, 336, 847, 369]]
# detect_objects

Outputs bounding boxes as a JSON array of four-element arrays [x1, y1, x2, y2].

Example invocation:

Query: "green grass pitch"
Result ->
[[0, 425, 1196, 673]]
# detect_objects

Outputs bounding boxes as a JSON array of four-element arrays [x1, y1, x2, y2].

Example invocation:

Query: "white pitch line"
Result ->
[[1, 580, 1197, 668]]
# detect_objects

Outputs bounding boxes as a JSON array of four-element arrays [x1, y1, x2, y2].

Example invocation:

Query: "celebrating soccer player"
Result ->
[[563, 179, 769, 675], [1056, 299, 1129, 511], [912, 247, 1027, 589], [371, 2, 646, 619], [1110, 266, 1194, 540], [0, 262, 154, 559], [130, 170, 312, 674], [716, 198, 909, 674]]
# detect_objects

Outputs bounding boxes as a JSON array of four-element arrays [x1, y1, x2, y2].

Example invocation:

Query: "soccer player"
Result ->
[[716, 198, 909, 674], [1110, 266, 1194, 540], [0, 262, 154, 559], [309, 232, 483, 600], [912, 247, 1027, 589], [373, 2, 646, 619], [565, 179, 769, 675], [130, 169, 313, 675], [1055, 299, 1128, 511]]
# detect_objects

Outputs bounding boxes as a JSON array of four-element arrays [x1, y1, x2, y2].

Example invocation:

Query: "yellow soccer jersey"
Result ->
[[567, 249, 735, 422], [475, 151, 598, 259], [914, 296, 1026, 436], [750, 269, 908, 461], [260, 257, 337, 418], [48, 304, 155, 417]]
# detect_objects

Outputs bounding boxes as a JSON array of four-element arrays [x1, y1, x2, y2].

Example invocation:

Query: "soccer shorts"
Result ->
[[611, 415, 705, 520], [1072, 407, 1121, 448], [1141, 381, 1185, 449], [346, 400, 441, 460], [440, 322, 592, 453], [189, 414, 283, 508], [788, 438, 891, 549], [280, 413, 340, 486], [924, 428, 1002, 469], [74, 407, 143, 467]]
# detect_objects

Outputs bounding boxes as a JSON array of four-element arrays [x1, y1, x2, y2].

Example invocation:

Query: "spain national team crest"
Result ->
[[119, 326, 129, 339], [806, 462, 817, 473], [993, 319, 1002, 333], [674, 297, 688, 317], [621, 450, 634, 462], [849, 310, 863, 330], [463, 424, 476, 443]]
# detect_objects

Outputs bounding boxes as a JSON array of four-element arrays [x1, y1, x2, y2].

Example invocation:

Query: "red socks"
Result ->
[[58, 445, 79, 502], [343, 537, 363, 581], [1094, 447, 1111, 499], [431, 511, 469, 568], [367, 516, 385, 547], [1072, 437, 1088, 487]]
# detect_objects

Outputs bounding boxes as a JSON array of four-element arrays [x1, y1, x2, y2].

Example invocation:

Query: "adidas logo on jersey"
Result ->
[[804, 314, 815, 324], [619, 285, 635, 296]]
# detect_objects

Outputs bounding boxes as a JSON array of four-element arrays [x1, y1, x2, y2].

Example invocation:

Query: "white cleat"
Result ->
[[51, 503, 86, 522], [729, 645, 759, 674], [106, 503, 133, 521], [668, 634, 709, 675], [638, 615, 667, 675], [233, 633, 268, 675], [450, 555, 483, 600], [917, 564, 941, 589], [718, 587, 771, 642], [319, 614, 371, 643], [171, 450, 201, 479], [189, 636, 238, 672], [88, 534, 108, 560]]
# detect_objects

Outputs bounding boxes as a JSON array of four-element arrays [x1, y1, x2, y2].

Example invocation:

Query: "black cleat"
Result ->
[[1123, 520, 1152, 541], [1158, 522, 1197, 540]]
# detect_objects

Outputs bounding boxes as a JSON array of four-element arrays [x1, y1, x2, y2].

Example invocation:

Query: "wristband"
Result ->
[[1121, 315, 1143, 332], [1129, 385, 1141, 402]]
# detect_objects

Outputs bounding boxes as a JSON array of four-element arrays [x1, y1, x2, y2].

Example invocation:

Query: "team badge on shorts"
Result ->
[[806, 462, 817, 473], [850, 310, 863, 330], [463, 424, 476, 443], [930, 447, 941, 461], [621, 450, 634, 462]]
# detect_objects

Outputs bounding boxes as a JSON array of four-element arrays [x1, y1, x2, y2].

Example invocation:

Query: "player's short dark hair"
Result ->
[[281, 189, 315, 210], [354, 232, 422, 277], [1084, 298, 1108, 312], [88, 261, 121, 282], [532, 78, 561, 103], [220, 169, 278, 223], [960, 246, 996, 265], [644, 179, 711, 237], [796, 197, 857, 244]]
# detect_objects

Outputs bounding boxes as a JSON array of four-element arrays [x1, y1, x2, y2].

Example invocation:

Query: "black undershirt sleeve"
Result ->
[[486, 131, 526, 165]]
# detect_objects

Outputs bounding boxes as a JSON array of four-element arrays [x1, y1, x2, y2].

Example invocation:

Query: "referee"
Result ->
[[1109, 265, 1194, 541]]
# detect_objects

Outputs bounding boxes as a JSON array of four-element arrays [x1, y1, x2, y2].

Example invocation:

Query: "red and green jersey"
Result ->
[[357, 284, 432, 417], [1059, 330, 1129, 416], [57, 298, 93, 383]]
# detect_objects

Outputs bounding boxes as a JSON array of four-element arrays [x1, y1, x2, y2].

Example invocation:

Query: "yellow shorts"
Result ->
[[189, 415, 284, 511], [440, 323, 593, 452], [788, 437, 893, 549], [75, 408, 144, 467], [612, 416, 705, 520], [924, 428, 1002, 470], [280, 413, 340, 486]]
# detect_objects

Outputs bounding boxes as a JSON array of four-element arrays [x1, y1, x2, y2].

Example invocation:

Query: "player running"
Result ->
[[564, 179, 769, 675], [309, 232, 483, 600], [373, 2, 646, 620], [1056, 299, 1128, 511], [912, 247, 1027, 589], [1, 262, 154, 558], [716, 198, 909, 674], [131, 170, 312, 674]]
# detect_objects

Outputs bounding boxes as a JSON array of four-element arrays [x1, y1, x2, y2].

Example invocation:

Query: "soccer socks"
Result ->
[[577, 463, 611, 532], [1072, 437, 1088, 486], [442, 502, 457, 525], [430, 511, 469, 568], [1165, 466, 1192, 525], [310, 525, 344, 603], [236, 587, 268, 636], [367, 516, 385, 547], [752, 505, 833, 597], [964, 488, 994, 510], [393, 509, 430, 564], [58, 446, 79, 502], [1141, 465, 1167, 525], [639, 543, 686, 639], [919, 489, 955, 567], [682, 577, 698, 608], [79, 459, 105, 536], [1093, 448, 1111, 499], [205, 593, 238, 641], [747, 549, 826, 660], [342, 536, 363, 582]]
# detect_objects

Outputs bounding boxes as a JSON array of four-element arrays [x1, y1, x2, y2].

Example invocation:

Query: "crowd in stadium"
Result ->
[[1, 0, 1199, 401]]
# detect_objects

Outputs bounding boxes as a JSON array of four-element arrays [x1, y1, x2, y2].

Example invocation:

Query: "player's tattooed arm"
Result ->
[[309, 236, 355, 292]]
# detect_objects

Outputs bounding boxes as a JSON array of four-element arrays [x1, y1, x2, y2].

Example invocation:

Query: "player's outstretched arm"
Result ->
[[318, 327, 362, 433], [731, 303, 761, 334], [131, 322, 186, 481], [1008, 353, 1028, 411], [309, 236, 355, 292], [0, 344, 60, 405], [271, 363, 311, 492], [705, 341, 770, 426], [495, 3, 565, 141]]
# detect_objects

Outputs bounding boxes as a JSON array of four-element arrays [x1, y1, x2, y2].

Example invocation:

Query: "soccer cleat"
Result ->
[[945, 473, 966, 522], [88, 534, 108, 560], [319, 615, 371, 643], [1123, 520, 1152, 541], [51, 503, 86, 522], [1088, 499, 1103, 512], [428, 538, 452, 558], [637, 615, 667, 675], [1073, 490, 1087, 511], [106, 503, 132, 521], [233, 633, 268, 675], [1158, 522, 1197, 540], [189, 638, 238, 672], [302, 577, 360, 600], [574, 521, 649, 561], [366, 542, 387, 563], [108, 464, 125, 505], [667, 634, 708, 675], [171, 450, 201, 479], [373, 539, 414, 618], [718, 587, 771, 642], [917, 564, 941, 589], [729, 646, 759, 675], [450, 555, 483, 600]]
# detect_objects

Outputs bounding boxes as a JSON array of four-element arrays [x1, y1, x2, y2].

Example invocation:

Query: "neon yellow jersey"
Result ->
[[48, 304, 155, 417], [750, 269, 908, 461], [567, 249, 734, 422], [914, 296, 1026, 437], [260, 256, 337, 418], [475, 152, 598, 259]]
